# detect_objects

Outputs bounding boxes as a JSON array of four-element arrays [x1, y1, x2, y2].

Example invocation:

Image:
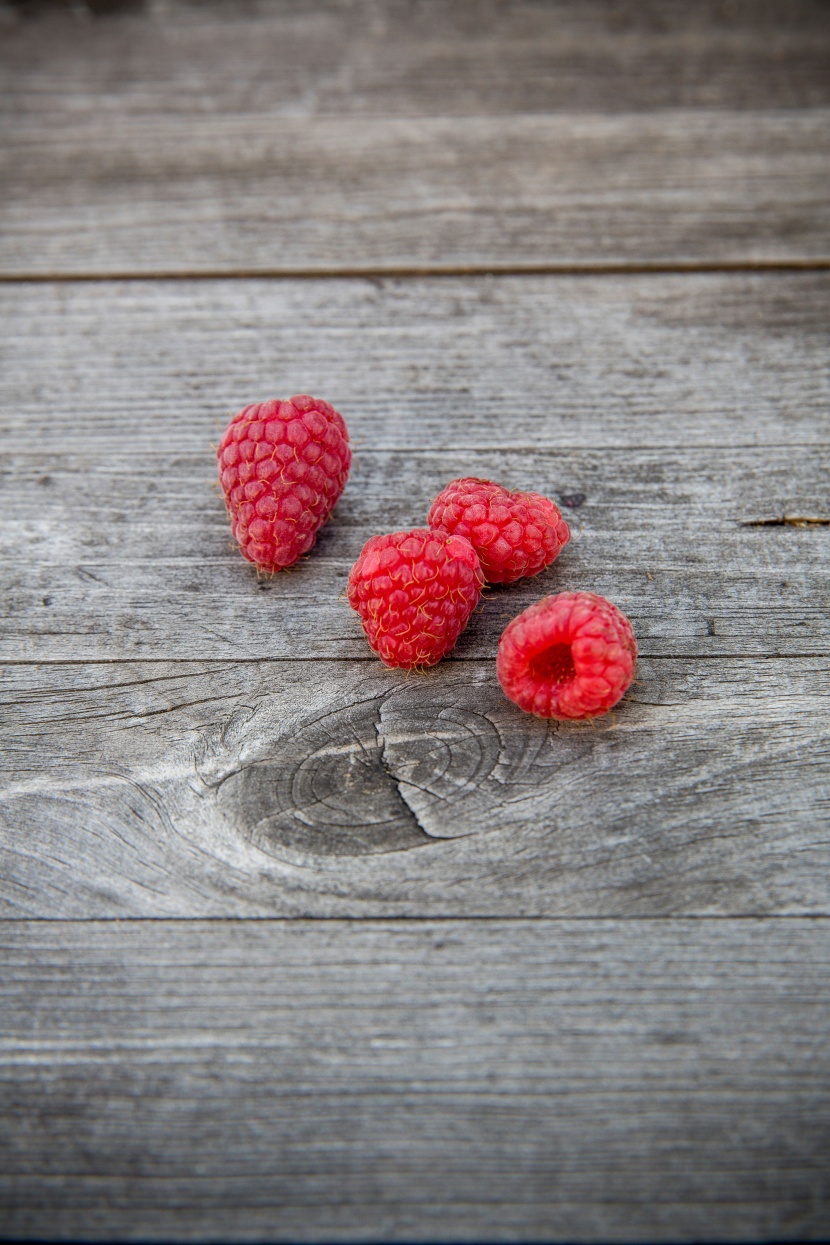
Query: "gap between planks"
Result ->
[[3, 259, 830, 283], [2, 914, 829, 924], [4, 653, 829, 666]]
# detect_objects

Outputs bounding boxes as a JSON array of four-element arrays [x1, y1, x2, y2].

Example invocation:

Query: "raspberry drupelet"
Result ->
[[497, 592, 637, 720], [348, 529, 484, 669], [428, 477, 570, 584], [217, 395, 351, 572]]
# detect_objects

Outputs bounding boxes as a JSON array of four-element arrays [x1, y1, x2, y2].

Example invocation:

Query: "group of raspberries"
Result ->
[[217, 395, 637, 721]]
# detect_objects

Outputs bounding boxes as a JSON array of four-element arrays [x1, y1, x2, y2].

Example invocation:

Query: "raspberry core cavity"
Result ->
[[497, 591, 637, 719]]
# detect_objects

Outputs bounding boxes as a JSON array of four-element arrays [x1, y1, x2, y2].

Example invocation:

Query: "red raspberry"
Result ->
[[217, 395, 351, 571], [497, 592, 637, 720], [428, 477, 570, 584], [348, 529, 484, 669]]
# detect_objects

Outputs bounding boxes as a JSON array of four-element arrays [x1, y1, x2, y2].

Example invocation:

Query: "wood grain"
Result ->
[[2, 918, 828, 1241], [2, 275, 828, 662], [3, 2, 830, 1239], [3, 0, 829, 119], [4, 274, 827, 453], [5, 2, 828, 276], [3, 442, 829, 663], [3, 110, 829, 275], [2, 656, 828, 918]]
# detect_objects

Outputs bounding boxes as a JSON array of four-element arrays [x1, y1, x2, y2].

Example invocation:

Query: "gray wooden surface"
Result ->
[[1, 1, 829, 1240], [2, 919, 829, 1242], [3, 0, 829, 274], [4, 111, 829, 273]]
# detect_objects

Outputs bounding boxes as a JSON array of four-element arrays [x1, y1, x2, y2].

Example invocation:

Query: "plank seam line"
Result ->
[[8, 444, 826, 454], [2, 653, 827, 668], [345, 444, 830, 454], [1, 915, 828, 925], [2, 259, 830, 283]]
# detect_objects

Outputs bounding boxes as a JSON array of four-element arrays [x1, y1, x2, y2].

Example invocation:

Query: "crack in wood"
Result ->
[[210, 685, 543, 861], [215, 696, 435, 861], [742, 516, 830, 527], [374, 719, 433, 841]]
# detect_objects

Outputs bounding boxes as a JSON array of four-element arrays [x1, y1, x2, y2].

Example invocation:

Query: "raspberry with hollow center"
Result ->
[[497, 592, 637, 719], [348, 528, 484, 669], [217, 395, 351, 572], [428, 477, 570, 584]]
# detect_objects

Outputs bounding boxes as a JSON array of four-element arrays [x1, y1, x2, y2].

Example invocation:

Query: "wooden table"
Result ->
[[2, 2, 829, 1239]]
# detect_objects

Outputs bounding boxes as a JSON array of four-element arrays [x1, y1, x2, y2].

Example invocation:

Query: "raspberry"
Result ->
[[497, 592, 637, 720], [217, 395, 351, 571], [428, 477, 570, 584], [348, 529, 484, 669]]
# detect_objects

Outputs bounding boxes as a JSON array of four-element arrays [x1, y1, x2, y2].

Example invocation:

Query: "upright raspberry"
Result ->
[[428, 477, 570, 584], [348, 529, 483, 669], [497, 592, 636, 720], [217, 395, 351, 572]]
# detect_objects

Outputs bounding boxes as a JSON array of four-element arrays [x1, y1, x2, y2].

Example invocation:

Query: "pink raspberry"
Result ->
[[497, 592, 637, 720], [428, 477, 570, 584], [348, 529, 484, 669], [217, 395, 351, 571]]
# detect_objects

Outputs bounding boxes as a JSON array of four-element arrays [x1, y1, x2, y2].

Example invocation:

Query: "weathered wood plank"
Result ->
[[3, 7, 827, 1237], [2, 275, 827, 662], [5, 3, 828, 274], [2, 656, 828, 917], [1, 918, 828, 1241], [4, 275, 826, 452], [3, 111, 829, 275], [3, 0, 828, 119], [3, 441, 829, 662]]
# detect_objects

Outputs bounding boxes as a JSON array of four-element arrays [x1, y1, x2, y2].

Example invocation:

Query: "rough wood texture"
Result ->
[[3, 0, 829, 274], [4, 443, 829, 662], [3, 2, 829, 1237], [2, 656, 829, 917], [3, 110, 829, 274], [2, 274, 828, 917], [3, 0, 829, 118], [1, 919, 828, 1242], [4, 274, 827, 453], [2, 275, 828, 662]]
